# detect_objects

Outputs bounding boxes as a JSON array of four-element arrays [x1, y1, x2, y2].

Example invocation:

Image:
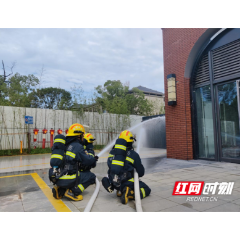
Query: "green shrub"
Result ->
[[0, 148, 51, 156], [94, 145, 105, 150]]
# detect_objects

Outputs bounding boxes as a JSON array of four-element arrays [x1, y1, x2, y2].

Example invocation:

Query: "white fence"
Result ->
[[0, 106, 143, 150]]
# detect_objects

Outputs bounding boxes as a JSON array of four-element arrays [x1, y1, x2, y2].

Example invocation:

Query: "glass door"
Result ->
[[216, 81, 240, 162], [195, 85, 215, 159]]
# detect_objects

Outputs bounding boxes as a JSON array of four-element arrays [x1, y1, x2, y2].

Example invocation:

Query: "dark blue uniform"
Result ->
[[51, 137, 97, 196], [107, 148, 151, 199], [82, 143, 96, 170]]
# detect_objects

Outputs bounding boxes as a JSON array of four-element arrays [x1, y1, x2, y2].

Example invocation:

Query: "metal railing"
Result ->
[[0, 128, 122, 151]]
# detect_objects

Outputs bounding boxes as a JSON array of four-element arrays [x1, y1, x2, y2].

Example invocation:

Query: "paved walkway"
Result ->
[[1, 151, 240, 212], [62, 158, 240, 212]]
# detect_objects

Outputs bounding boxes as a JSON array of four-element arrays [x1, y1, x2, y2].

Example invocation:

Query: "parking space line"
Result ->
[[0, 162, 49, 170], [0, 173, 71, 212], [31, 173, 71, 212]]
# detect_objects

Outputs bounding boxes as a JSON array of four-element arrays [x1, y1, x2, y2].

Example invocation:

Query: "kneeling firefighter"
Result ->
[[81, 133, 97, 171], [102, 130, 151, 204], [49, 123, 98, 201]]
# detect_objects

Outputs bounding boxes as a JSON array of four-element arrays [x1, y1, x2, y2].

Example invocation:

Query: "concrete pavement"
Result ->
[[1, 149, 240, 212]]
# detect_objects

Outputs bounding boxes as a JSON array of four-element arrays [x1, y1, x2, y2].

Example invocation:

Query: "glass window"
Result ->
[[195, 85, 215, 158], [217, 82, 240, 159]]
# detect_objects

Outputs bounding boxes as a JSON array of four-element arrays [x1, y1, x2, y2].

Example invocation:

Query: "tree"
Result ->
[[7, 73, 39, 107], [125, 87, 154, 115], [0, 75, 9, 105], [0, 60, 15, 83], [95, 80, 129, 114], [29, 87, 72, 109], [0, 60, 15, 102], [95, 80, 154, 115]]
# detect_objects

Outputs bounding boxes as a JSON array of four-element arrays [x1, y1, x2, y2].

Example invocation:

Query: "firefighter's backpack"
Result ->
[[50, 134, 66, 169], [109, 138, 131, 188]]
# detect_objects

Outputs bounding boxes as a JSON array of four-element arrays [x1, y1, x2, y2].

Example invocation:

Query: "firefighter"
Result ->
[[83, 133, 96, 157], [81, 133, 97, 171], [102, 130, 151, 204], [50, 123, 98, 201]]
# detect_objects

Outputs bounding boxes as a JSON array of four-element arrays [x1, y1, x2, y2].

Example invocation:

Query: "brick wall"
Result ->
[[162, 28, 207, 160]]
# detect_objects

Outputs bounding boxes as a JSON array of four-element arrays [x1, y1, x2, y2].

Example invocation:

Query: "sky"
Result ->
[[0, 28, 164, 97]]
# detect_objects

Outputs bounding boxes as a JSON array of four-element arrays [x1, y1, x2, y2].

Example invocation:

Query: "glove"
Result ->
[[80, 164, 91, 171], [94, 156, 99, 161]]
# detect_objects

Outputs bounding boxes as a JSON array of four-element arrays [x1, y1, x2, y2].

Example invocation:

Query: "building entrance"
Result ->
[[191, 29, 240, 163]]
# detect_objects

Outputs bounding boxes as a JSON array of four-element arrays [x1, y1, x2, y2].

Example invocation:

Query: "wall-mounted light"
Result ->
[[167, 74, 176, 106]]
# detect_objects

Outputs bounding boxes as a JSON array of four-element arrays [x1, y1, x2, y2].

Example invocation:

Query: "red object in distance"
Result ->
[[49, 128, 55, 148], [57, 128, 63, 134], [33, 128, 39, 135], [42, 128, 48, 134], [50, 128, 55, 135], [42, 128, 47, 149]]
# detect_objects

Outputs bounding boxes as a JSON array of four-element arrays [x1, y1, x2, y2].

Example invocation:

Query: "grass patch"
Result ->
[[29, 148, 52, 154], [94, 145, 105, 151], [0, 148, 52, 156]]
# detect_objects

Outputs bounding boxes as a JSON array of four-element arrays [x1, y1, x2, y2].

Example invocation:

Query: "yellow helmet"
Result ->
[[84, 133, 96, 143], [119, 130, 136, 142], [66, 123, 85, 137]]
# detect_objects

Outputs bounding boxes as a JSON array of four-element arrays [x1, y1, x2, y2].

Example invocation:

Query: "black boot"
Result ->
[[121, 187, 134, 204], [102, 177, 114, 193], [52, 186, 66, 199], [52, 186, 61, 199]]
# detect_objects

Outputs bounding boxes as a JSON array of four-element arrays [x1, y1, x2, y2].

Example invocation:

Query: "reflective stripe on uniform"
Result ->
[[108, 154, 114, 157], [59, 172, 80, 180], [112, 160, 124, 166], [128, 178, 134, 182], [51, 154, 63, 160], [66, 151, 76, 158], [115, 144, 126, 151], [126, 157, 134, 164], [141, 188, 146, 198], [54, 138, 66, 144], [78, 184, 85, 192], [84, 145, 86, 149], [89, 153, 94, 157]]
